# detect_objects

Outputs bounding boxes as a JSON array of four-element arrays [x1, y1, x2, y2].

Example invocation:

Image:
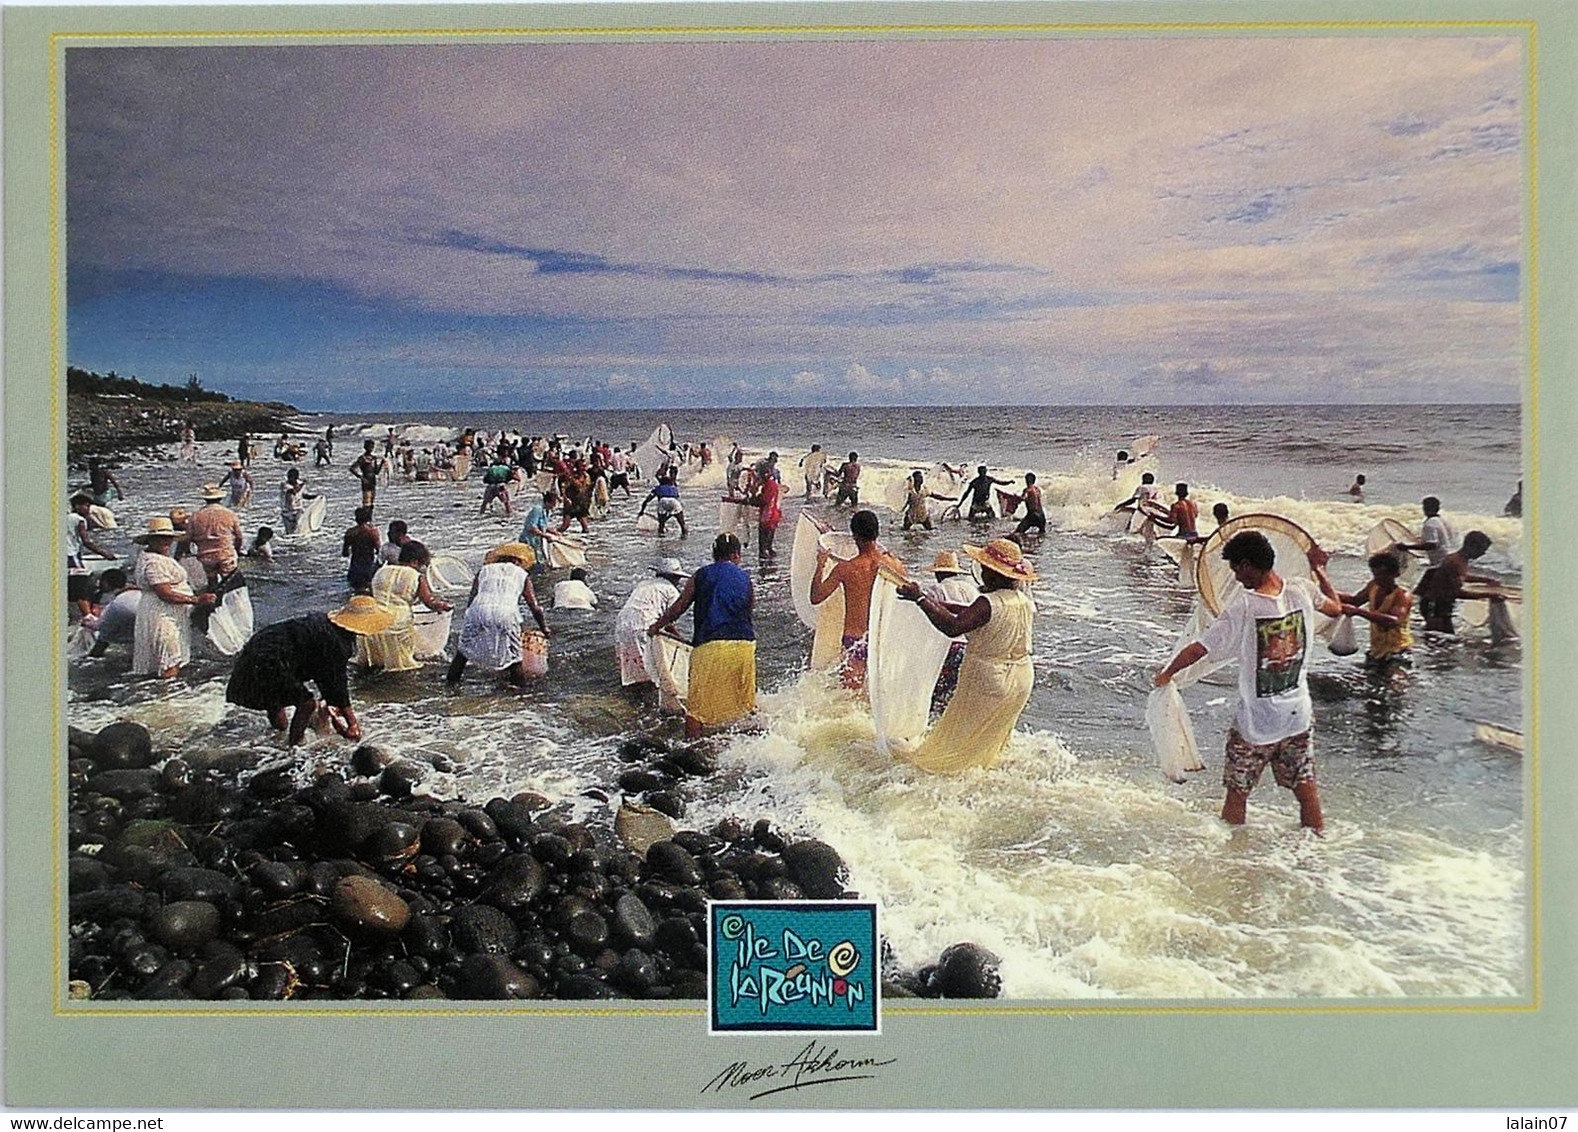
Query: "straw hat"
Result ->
[[931, 550, 964, 577], [484, 542, 537, 569], [327, 594, 395, 636], [132, 516, 179, 543], [651, 557, 688, 580], [199, 483, 226, 501], [963, 538, 1038, 582]]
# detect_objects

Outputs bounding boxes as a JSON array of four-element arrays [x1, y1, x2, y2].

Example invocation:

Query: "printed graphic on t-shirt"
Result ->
[[1254, 609, 1306, 697]]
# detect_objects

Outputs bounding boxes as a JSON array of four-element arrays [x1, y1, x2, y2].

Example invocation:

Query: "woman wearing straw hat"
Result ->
[[447, 543, 549, 688], [225, 594, 394, 744], [130, 517, 218, 678], [896, 537, 1036, 773], [615, 557, 690, 710]]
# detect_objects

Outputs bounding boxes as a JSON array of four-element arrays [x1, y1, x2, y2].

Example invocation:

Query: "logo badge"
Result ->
[[708, 901, 880, 1034]]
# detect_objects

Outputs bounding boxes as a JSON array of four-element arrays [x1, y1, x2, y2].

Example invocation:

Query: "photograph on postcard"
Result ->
[[56, 27, 1528, 1015]]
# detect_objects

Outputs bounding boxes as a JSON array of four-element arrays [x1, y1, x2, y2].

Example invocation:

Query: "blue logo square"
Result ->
[[708, 901, 880, 1034]]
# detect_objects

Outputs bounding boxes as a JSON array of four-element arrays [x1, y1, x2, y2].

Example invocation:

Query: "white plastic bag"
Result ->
[[1147, 683, 1203, 784], [67, 624, 97, 660], [1328, 615, 1360, 657]]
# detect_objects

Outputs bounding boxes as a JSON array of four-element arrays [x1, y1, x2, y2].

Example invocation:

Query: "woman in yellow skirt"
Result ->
[[648, 533, 755, 738], [355, 541, 452, 672], [896, 538, 1036, 773]]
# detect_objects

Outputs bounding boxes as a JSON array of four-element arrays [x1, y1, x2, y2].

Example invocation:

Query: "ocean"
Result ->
[[67, 403, 1527, 999]]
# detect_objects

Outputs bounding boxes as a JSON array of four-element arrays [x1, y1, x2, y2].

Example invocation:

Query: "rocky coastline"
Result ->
[[68, 392, 301, 464], [67, 721, 1003, 1003]]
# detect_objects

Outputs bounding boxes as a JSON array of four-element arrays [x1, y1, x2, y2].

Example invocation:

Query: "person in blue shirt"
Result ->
[[637, 471, 689, 537], [519, 490, 559, 571], [649, 533, 754, 737]]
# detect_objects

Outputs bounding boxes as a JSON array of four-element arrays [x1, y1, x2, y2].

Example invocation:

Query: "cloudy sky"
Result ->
[[65, 36, 1523, 410]]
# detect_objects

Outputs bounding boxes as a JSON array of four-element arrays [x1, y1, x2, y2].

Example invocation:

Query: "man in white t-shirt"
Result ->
[[1154, 530, 1343, 834], [1396, 496, 1454, 627]]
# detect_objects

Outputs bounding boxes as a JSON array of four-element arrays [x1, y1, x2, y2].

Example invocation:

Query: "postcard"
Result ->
[[5, 0, 1577, 1111]]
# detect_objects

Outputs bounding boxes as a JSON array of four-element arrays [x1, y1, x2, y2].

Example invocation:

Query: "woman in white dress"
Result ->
[[615, 557, 689, 710], [130, 517, 216, 677], [446, 542, 548, 687], [355, 541, 452, 672]]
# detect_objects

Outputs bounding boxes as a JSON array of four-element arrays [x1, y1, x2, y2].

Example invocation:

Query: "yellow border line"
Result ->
[[49, 16, 1541, 1019]]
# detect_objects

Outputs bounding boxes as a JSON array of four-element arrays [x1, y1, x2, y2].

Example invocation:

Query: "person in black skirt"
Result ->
[[226, 595, 392, 745]]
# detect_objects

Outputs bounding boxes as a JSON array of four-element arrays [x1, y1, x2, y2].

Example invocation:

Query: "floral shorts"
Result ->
[[1223, 727, 1314, 793]]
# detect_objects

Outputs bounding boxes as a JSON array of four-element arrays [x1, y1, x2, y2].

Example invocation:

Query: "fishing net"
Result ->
[[1195, 513, 1323, 616], [1364, 518, 1423, 585], [428, 555, 474, 596], [1328, 615, 1360, 656], [411, 609, 453, 660], [868, 573, 953, 758]]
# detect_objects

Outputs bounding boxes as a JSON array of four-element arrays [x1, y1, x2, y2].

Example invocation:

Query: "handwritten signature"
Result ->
[[702, 1042, 898, 1102]]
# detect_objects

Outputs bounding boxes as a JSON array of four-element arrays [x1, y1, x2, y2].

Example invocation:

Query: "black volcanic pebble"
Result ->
[[160, 760, 194, 792], [614, 948, 659, 994], [709, 877, 747, 901], [249, 861, 299, 899], [247, 768, 297, 799], [927, 943, 1003, 999], [665, 745, 719, 777], [530, 834, 574, 869], [669, 970, 708, 999], [555, 971, 618, 999], [645, 842, 702, 886], [671, 831, 721, 859], [484, 799, 536, 846], [616, 769, 669, 794], [68, 857, 112, 894], [645, 791, 685, 819], [363, 820, 422, 862], [150, 901, 222, 950], [655, 916, 698, 956], [250, 896, 327, 937], [565, 911, 609, 957], [70, 884, 148, 921], [752, 819, 788, 853], [617, 735, 669, 762], [450, 904, 519, 955], [421, 817, 470, 858], [458, 954, 540, 999], [92, 722, 155, 769], [610, 893, 657, 949], [350, 745, 394, 777], [403, 914, 450, 958], [758, 877, 806, 901], [159, 867, 240, 905], [481, 853, 548, 911], [188, 944, 249, 999], [456, 809, 498, 841], [711, 817, 749, 843], [87, 769, 161, 801], [140, 959, 195, 999], [782, 840, 848, 898], [380, 763, 424, 799]]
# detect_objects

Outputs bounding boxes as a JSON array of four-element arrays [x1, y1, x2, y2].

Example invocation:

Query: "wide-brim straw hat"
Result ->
[[963, 538, 1038, 582], [199, 483, 226, 501], [484, 542, 537, 569], [132, 516, 180, 544], [651, 556, 689, 580], [327, 594, 396, 636], [931, 550, 964, 576]]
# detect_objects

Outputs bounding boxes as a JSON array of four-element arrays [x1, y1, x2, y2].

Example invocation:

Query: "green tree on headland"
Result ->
[[67, 365, 231, 404]]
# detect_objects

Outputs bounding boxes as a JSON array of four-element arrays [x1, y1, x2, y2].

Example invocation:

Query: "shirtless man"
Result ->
[[902, 470, 952, 531], [832, 452, 862, 507], [809, 509, 900, 692], [350, 440, 382, 511], [1413, 530, 1504, 634], [1213, 502, 1231, 529], [959, 466, 1012, 521], [1168, 483, 1200, 540]]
